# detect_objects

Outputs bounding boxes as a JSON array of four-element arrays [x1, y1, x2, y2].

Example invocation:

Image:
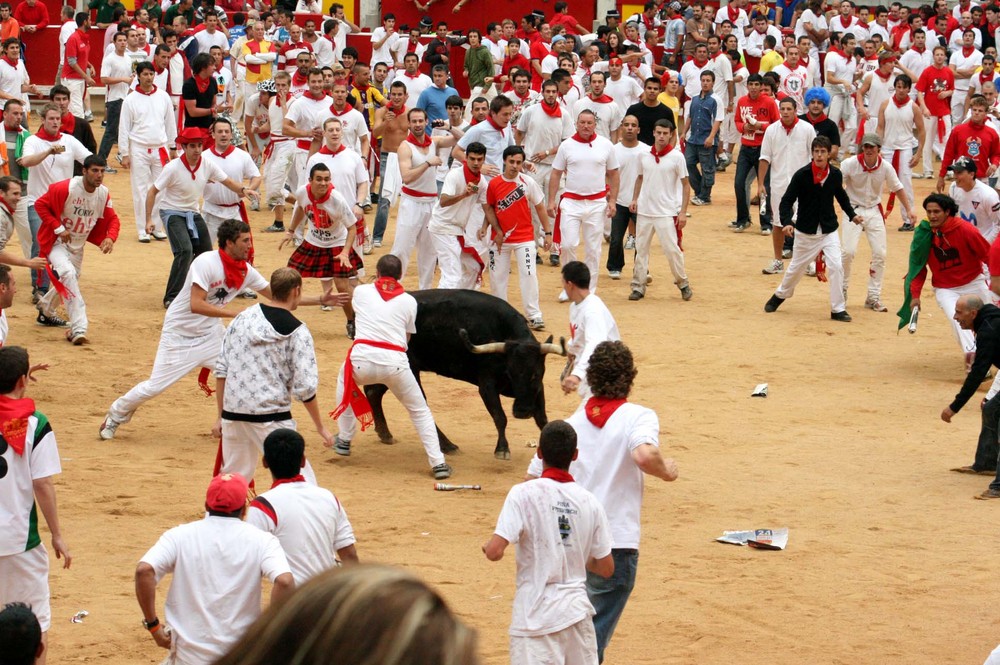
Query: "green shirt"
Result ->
[[464, 45, 494, 90], [88, 0, 126, 25]]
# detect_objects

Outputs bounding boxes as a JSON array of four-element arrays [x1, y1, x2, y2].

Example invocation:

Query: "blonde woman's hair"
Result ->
[[213, 564, 479, 665]]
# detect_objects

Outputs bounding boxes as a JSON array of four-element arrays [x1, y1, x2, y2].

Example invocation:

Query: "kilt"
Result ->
[[288, 241, 363, 278]]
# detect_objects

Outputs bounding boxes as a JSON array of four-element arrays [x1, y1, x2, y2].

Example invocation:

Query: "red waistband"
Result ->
[[296, 139, 313, 150], [563, 190, 607, 201], [354, 339, 406, 352], [402, 186, 437, 198]]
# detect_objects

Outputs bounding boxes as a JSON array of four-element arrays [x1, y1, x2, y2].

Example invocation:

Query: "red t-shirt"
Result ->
[[911, 218, 991, 296], [940, 121, 1000, 178], [62, 29, 90, 80], [916, 65, 955, 118], [487, 175, 537, 244], [734, 94, 779, 147], [549, 13, 581, 36]]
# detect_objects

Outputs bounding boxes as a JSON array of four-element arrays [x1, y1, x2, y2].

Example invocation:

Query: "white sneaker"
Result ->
[[99, 413, 120, 440], [624, 234, 635, 250], [152, 230, 168, 240], [528, 318, 545, 330], [363, 235, 374, 255], [762, 259, 784, 275], [138, 232, 151, 243], [558, 290, 569, 303], [609, 270, 621, 280], [806, 261, 816, 276]]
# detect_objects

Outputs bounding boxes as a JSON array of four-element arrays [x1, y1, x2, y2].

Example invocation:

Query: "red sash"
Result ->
[[552, 191, 608, 246], [330, 339, 408, 429]]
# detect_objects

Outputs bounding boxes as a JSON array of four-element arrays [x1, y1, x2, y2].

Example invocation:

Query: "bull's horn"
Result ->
[[540, 336, 567, 356], [459, 329, 507, 354]]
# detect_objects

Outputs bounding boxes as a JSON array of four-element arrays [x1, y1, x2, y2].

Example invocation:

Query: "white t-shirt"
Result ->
[[212, 66, 233, 107], [635, 148, 688, 217], [305, 146, 369, 207], [429, 166, 487, 235], [493, 478, 612, 637], [58, 20, 75, 66], [162, 250, 268, 338], [613, 141, 650, 207], [567, 293, 620, 384], [370, 27, 398, 67], [329, 107, 370, 155], [951, 180, 1000, 242], [195, 29, 229, 55], [823, 50, 855, 94], [350, 282, 416, 365], [139, 516, 291, 665], [50, 177, 113, 254], [22, 134, 91, 205], [332, 21, 352, 61], [285, 95, 334, 147], [516, 103, 574, 167], [292, 184, 355, 248], [526, 404, 660, 549], [393, 40, 426, 69], [0, 413, 60, 556], [774, 63, 810, 110], [399, 71, 432, 100], [795, 9, 829, 57], [572, 97, 623, 140], [100, 52, 132, 103], [247, 479, 356, 584], [604, 76, 644, 115], [840, 154, 903, 209], [829, 15, 869, 41], [202, 147, 260, 218], [0, 58, 28, 104], [759, 120, 816, 192], [553, 135, 619, 197], [950, 49, 985, 91], [155, 156, 228, 212], [458, 120, 516, 169]]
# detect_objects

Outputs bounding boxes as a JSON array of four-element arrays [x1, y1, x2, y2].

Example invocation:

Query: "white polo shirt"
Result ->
[[292, 184, 355, 248], [285, 95, 334, 149], [350, 282, 416, 366], [203, 146, 260, 219], [247, 479, 356, 584], [552, 134, 619, 197], [139, 516, 291, 665], [305, 145, 369, 207], [635, 147, 688, 217], [22, 134, 91, 205], [516, 103, 574, 167], [567, 293, 620, 384], [759, 119, 816, 192], [154, 156, 228, 212], [428, 166, 487, 235], [840, 154, 903, 209], [613, 141, 650, 207], [572, 97, 624, 140]]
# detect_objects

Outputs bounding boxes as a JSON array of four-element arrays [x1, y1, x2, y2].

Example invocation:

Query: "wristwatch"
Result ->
[[142, 617, 159, 631]]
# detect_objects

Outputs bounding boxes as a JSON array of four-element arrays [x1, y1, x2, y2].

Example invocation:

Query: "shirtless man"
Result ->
[[370, 80, 409, 250]]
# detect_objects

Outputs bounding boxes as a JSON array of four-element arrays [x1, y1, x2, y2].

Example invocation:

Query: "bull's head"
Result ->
[[459, 329, 566, 418]]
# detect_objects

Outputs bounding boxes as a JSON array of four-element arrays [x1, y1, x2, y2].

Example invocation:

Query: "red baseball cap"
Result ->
[[176, 127, 207, 145], [206, 473, 249, 512]]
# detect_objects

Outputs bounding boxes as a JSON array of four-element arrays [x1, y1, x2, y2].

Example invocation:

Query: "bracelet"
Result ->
[[544, 231, 552, 235], [142, 616, 159, 631], [149, 623, 161, 634]]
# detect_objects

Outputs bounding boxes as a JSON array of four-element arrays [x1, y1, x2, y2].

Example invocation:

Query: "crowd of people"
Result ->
[[6, 0, 1000, 662]]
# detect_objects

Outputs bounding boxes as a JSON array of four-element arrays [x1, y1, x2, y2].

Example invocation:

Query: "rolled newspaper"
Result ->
[[908, 305, 919, 334], [434, 483, 482, 491]]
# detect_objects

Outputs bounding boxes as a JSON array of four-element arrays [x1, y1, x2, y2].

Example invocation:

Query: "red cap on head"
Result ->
[[609, 57, 623, 66], [176, 127, 207, 145], [206, 473, 249, 512]]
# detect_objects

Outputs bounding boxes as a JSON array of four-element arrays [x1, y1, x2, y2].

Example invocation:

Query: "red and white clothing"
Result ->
[[744, 25, 784, 73], [951, 180, 1000, 243], [285, 93, 334, 182], [393, 39, 426, 71], [881, 95, 920, 224], [278, 40, 313, 71], [328, 105, 370, 156], [399, 71, 432, 100], [0, 56, 29, 105], [486, 173, 545, 320], [390, 138, 439, 290], [824, 48, 858, 145], [773, 63, 811, 110], [759, 119, 816, 227], [516, 101, 574, 218], [203, 145, 260, 240], [155, 154, 228, 213], [139, 516, 291, 665], [899, 48, 933, 94], [263, 94, 297, 207], [566, 294, 620, 398], [916, 64, 956, 173], [794, 9, 829, 58], [604, 76, 643, 115], [369, 27, 398, 69], [631, 147, 689, 295], [306, 35, 335, 69], [714, 5, 748, 44], [34, 177, 120, 336], [859, 70, 896, 137], [291, 184, 355, 249], [248, 478, 356, 583], [679, 58, 711, 99], [950, 47, 985, 125], [830, 14, 869, 41], [119, 85, 176, 235], [62, 28, 90, 116], [22, 132, 91, 206], [940, 120, 1000, 179], [430, 165, 487, 289], [306, 145, 370, 261], [734, 94, 779, 147], [194, 28, 228, 56]]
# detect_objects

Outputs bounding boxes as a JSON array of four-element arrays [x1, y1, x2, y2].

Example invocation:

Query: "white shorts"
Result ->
[[509, 618, 598, 665], [0, 544, 51, 630]]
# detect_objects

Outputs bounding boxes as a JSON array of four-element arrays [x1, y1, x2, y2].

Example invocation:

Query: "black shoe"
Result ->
[[628, 290, 644, 301], [36, 311, 69, 327], [898, 222, 915, 232], [733, 221, 752, 233], [764, 294, 784, 312], [263, 223, 285, 233], [831, 310, 852, 322], [346, 319, 356, 339], [163, 299, 173, 309], [549, 254, 560, 267], [535, 253, 542, 265]]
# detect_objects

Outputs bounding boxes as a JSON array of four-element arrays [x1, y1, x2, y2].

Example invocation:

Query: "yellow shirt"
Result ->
[[760, 50, 784, 74], [241, 39, 275, 84], [657, 92, 681, 117]]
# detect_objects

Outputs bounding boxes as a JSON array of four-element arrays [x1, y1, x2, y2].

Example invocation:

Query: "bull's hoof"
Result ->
[[376, 429, 394, 444], [494, 449, 511, 461], [440, 440, 460, 455]]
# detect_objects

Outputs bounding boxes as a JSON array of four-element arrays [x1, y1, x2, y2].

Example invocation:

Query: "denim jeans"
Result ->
[[373, 150, 390, 241], [607, 204, 635, 272], [28, 204, 49, 290], [684, 142, 716, 201], [162, 212, 212, 305], [98, 99, 122, 160], [587, 548, 638, 663], [734, 144, 759, 224]]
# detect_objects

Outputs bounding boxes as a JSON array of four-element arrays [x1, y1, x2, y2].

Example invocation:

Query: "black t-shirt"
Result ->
[[799, 114, 841, 148], [181, 77, 218, 130], [626, 102, 677, 145]]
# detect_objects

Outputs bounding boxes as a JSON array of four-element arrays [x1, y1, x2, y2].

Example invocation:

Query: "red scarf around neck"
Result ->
[[194, 74, 212, 94], [693, 56, 708, 67], [406, 131, 432, 148], [651, 143, 673, 162], [306, 184, 333, 228], [541, 467, 574, 483], [210, 145, 235, 158], [859, 153, 883, 172], [180, 153, 201, 180], [218, 248, 248, 289], [387, 103, 406, 115], [911, 45, 925, 54], [271, 475, 306, 488], [589, 93, 614, 104], [35, 126, 62, 142], [374, 276, 405, 301], [828, 45, 846, 59], [0, 55, 17, 68], [330, 102, 350, 116], [0, 395, 34, 456], [486, 114, 507, 134], [541, 100, 562, 117], [727, 4, 739, 23], [571, 132, 594, 146], [319, 143, 346, 156], [291, 69, 309, 87], [981, 70, 995, 85], [805, 112, 828, 125], [875, 68, 893, 82], [135, 84, 158, 96], [892, 94, 910, 108], [60, 112, 75, 134], [811, 161, 830, 184], [585, 396, 627, 428], [781, 118, 799, 134], [963, 45, 976, 58], [462, 162, 481, 185], [302, 89, 326, 101]]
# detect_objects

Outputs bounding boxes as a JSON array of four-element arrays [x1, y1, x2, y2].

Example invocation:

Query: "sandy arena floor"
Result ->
[[20, 122, 1000, 664]]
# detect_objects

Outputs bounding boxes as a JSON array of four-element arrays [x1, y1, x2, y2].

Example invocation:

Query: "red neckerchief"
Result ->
[[0, 199, 14, 215], [194, 74, 212, 94], [406, 131, 432, 148], [876, 68, 893, 82], [727, 4, 739, 23], [318, 143, 346, 156], [828, 45, 846, 59], [35, 127, 62, 142], [291, 69, 309, 87], [302, 89, 325, 101], [981, 70, 995, 85], [693, 56, 708, 67], [541, 100, 561, 117], [60, 112, 75, 134], [403, 70, 421, 78], [963, 45, 976, 58], [651, 143, 673, 162], [641, 12, 654, 30], [781, 118, 798, 135], [306, 184, 333, 228], [274, 91, 291, 108], [911, 45, 925, 54], [800, 54, 810, 66], [330, 102, 351, 116], [180, 153, 201, 180], [374, 276, 405, 300], [840, 14, 857, 29], [462, 162, 481, 186], [541, 467, 574, 483], [210, 145, 235, 158], [218, 248, 248, 289], [892, 94, 910, 108], [135, 84, 158, 96], [585, 396, 627, 428], [805, 112, 828, 125], [386, 103, 406, 115], [571, 132, 594, 146], [0, 395, 34, 456], [513, 88, 532, 103], [859, 153, 883, 172], [811, 161, 830, 184], [1, 55, 17, 68], [486, 114, 506, 135], [153, 60, 166, 74], [589, 93, 614, 104], [470, 117, 483, 125], [270, 474, 306, 488], [214, 62, 224, 74]]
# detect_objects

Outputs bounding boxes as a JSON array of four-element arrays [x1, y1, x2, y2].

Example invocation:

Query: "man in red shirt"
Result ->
[[938, 95, 1000, 193], [916, 45, 955, 180], [732, 74, 779, 232], [549, 1, 588, 38], [62, 12, 94, 119], [12, 0, 46, 35]]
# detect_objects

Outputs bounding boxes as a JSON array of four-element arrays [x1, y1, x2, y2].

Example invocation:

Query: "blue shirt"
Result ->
[[416, 84, 459, 125], [688, 92, 719, 144], [227, 24, 247, 48], [775, 0, 804, 27]]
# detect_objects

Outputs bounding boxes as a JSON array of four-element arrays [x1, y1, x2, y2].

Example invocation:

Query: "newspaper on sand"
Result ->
[[716, 528, 789, 550]]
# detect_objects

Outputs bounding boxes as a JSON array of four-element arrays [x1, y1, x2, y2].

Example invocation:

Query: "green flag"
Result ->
[[897, 219, 933, 331]]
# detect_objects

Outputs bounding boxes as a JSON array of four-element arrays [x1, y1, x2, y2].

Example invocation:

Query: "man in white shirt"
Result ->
[[283, 69, 333, 193], [202, 118, 261, 244], [248, 428, 358, 583], [398, 52, 432, 100], [774, 45, 811, 110], [877, 75, 924, 232], [794, 0, 830, 60], [302, 18, 334, 68], [605, 115, 646, 280], [950, 155, 1000, 242], [484, 420, 613, 665], [951, 30, 985, 125], [558, 261, 620, 399], [328, 80, 371, 159], [97, 32, 131, 168], [823, 33, 858, 154], [370, 13, 398, 72], [525, 340, 678, 664], [603, 58, 643, 115], [430, 142, 488, 289], [194, 12, 228, 55], [829, 0, 869, 41], [899, 29, 933, 89], [329, 3, 359, 62], [135, 472, 294, 664], [0, 39, 38, 108], [574, 72, 624, 142]]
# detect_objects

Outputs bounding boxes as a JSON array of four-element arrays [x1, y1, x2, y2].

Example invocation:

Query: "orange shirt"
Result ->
[[0, 18, 19, 41]]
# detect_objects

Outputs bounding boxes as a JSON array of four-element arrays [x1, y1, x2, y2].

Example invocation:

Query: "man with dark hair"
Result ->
[[626, 78, 676, 146], [247, 428, 358, 582], [0, 346, 72, 665], [559, 261, 620, 399], [331, 254, 452, 480], [1, 101, 34, 270], [431, 141, 487, 289], [47, 85, 96, 177], [182, 53, 219, 131], [0, 177, 45, 275], [61, 12, 93, 118], [0, 602, 44, 665], [485, 418, 613, 664], [135, 473, 293, 664], [100, 219, 345, 440], [526, 341, 678, 663]]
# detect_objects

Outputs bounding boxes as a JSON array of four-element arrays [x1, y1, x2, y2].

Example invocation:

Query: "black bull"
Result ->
[[363, 289, 567, 460]]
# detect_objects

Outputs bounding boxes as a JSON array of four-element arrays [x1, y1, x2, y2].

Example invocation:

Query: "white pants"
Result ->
[[0, 544, 50, 631], [509, 617, 598, 665], [64, 78, 86, 117], [770, 181, 791, 228], [291, 148, 310, 192], [264, 140, 297, 207], [335, 359, 444, 468], [488, 240, 541, 320], [935, 278, 992, 357], [952, 89, 969, 126], [774, 229, 846, 312], [828, 88, 856, 151], [558, 198, 606, 291], [840, 206, 886, 302], [108, 327, 224, 423], [881, 147, 914, 225], [391, 195, 437, 290], [131, 144, 167, 235], [38, 244, 87, 335], [922, 114, 951, 175], [220, 418, 317, 486], [432, 231, 481, 289], [203, 212, 228, 246], [631, 213, 687, 295], [12, 196, 30, 260], [528, 163, 553, 238]]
